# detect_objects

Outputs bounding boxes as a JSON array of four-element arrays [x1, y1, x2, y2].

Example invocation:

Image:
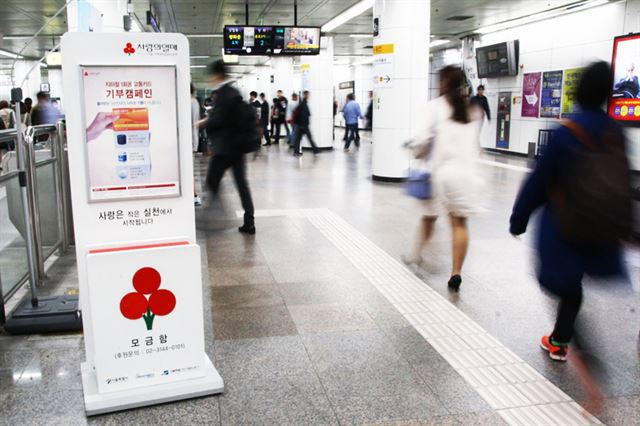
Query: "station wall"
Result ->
[[476, 0, 640, 169]]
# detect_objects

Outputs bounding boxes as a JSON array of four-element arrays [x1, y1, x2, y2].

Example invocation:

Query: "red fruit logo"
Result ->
[[119, 267, 176, 330], [123, 42, 135, 55]]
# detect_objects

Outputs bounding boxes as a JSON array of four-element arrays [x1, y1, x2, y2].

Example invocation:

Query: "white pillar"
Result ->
[[270, 57, 294, 99], [300, 36, 334, 149], [14, 61, 43, 100], [67, 0, 128, 33], [372, 0, 430, 180], [255, 65, 272, 99]]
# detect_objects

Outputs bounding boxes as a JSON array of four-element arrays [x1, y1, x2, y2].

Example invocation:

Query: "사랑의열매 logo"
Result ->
[[123, 42, 136, 55], [119, 267, 176, 330]]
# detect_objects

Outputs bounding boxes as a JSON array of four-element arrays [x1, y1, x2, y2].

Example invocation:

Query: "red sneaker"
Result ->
[[540, 335, 568, 361]]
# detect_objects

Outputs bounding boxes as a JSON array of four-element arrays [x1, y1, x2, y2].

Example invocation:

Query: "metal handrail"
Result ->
[[28, 124, 58, 137], [0, 120, 73, 322], [0, 129, 17, 143], [0, 170, 19, 184]]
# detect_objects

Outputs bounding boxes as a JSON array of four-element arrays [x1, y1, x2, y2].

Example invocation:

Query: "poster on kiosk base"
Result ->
[[61, 31, 223, 416]]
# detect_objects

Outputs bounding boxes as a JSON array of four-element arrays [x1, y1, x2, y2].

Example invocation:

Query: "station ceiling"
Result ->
[[0, 0, 593, 80]]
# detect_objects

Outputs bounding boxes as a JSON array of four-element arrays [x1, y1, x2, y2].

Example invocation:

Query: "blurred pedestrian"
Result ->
[[286, 92, 299, 148], [259, 93, 271, 146], [0, 100, 15, 129], [510, 61, 632, 413], [343, 93, 363, 152], [30, 91, 59, 125], [293, 90, 319, 156], [190, 83, 202, 206], [470, 84, 491, 121], [196, 60, 256, 235], [366, 90, 373, 130], [403, 66, 484, 291], [274, 90, 289, 142]]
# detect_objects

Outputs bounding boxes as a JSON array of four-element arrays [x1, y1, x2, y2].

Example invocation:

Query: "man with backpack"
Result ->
[[273, 90, 289, 143], [510, 61, 631, 413], [200, 60, 257, 234]]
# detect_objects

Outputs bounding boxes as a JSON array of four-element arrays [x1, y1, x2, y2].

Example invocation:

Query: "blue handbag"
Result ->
[[406, 170, 433, 200]]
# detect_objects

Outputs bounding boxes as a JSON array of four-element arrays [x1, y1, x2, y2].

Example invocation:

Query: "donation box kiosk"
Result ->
[[61, 32, 223, 415]]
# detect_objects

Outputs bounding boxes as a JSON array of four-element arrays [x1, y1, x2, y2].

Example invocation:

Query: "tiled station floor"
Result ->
[[1, 133, 639, 425]]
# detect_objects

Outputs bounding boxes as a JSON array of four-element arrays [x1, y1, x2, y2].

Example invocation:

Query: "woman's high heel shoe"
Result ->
[[448, 275, 462, 291]]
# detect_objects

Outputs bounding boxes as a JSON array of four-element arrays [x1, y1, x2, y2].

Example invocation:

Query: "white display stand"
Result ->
[[62, 32, 223, 415]]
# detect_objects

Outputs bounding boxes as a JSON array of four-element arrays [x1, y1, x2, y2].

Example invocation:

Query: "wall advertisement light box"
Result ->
[[62, 32, 223, 415]]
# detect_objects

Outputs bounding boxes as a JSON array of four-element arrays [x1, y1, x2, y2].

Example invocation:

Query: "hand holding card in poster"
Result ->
[[82, 66, 181, 201]]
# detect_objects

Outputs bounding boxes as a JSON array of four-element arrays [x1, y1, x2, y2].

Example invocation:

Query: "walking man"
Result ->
[[199, 60, 256, 234], [293, 91, 319, 156], [343, 93, 363, 152], [259, 93, 271, 146]]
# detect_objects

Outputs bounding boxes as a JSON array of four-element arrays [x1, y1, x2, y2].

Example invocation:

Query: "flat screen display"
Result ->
[[224, 26, 274, 55], [476, 40, 519, 78], [280, 27, 321, 55], [609, 33, 640, 124], [225, 26, 320, 56]]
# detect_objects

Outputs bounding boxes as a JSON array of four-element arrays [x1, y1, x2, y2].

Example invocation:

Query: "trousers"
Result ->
[[274, 119, 290, 141], [550, 285, 583, 344], [293, 126, 318, 153], [206, 153, 255, 227], [344, 124, 360, 149]]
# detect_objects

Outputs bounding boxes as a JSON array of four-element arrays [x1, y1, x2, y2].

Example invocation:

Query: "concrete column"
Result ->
[[300, 36, 334, 149], [67, 0, 128, 33], [270, 57, 294, 100], [372, 0, 430, 180]]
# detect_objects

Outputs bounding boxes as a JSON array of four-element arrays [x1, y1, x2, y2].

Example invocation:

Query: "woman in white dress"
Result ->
[[406, 66, 484, 291]]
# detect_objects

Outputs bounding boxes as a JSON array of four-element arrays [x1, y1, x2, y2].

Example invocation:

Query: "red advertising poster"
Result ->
[[609, 33, 640, 124], [521, 72, 541, 118]]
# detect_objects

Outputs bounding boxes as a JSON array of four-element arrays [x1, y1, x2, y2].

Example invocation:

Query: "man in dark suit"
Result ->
[[259, 93, 271, 146], [292, 91, 319, 156], [200, 60, 255, 234]]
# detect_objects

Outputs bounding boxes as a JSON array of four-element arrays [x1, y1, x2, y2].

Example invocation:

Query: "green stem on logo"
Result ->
[[142, 308, 155, 331]]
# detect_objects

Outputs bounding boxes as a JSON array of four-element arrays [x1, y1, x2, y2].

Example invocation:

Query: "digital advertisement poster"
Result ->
[[81, 65, 181, 202], [282, 27, 320, 54], [609, 33, 640, 123], [521, 72, 541, 118], [561, 67, 585, 119], [540, 70, 563, 118]]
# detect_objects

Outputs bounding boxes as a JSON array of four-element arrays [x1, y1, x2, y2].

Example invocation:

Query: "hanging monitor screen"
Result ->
[[224, 26, 320, 56], [276, 27, 321, 55], [476, 40, 519, 78], [609, 33, 640, 124], [224, 26, 274, 55]]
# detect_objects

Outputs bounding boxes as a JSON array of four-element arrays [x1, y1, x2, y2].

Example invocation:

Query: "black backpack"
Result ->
[[549, 120, 632, 246], [232, 98, 260, 153]]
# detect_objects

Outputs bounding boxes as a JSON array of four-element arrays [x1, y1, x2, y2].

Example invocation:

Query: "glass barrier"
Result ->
[[0, 172, 29, 300], [36, 161, 61, 259]]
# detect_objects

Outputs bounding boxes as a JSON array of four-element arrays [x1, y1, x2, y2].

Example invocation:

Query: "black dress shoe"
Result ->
[[238, 225, 256, 235], [448, 275, 462, 291]]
